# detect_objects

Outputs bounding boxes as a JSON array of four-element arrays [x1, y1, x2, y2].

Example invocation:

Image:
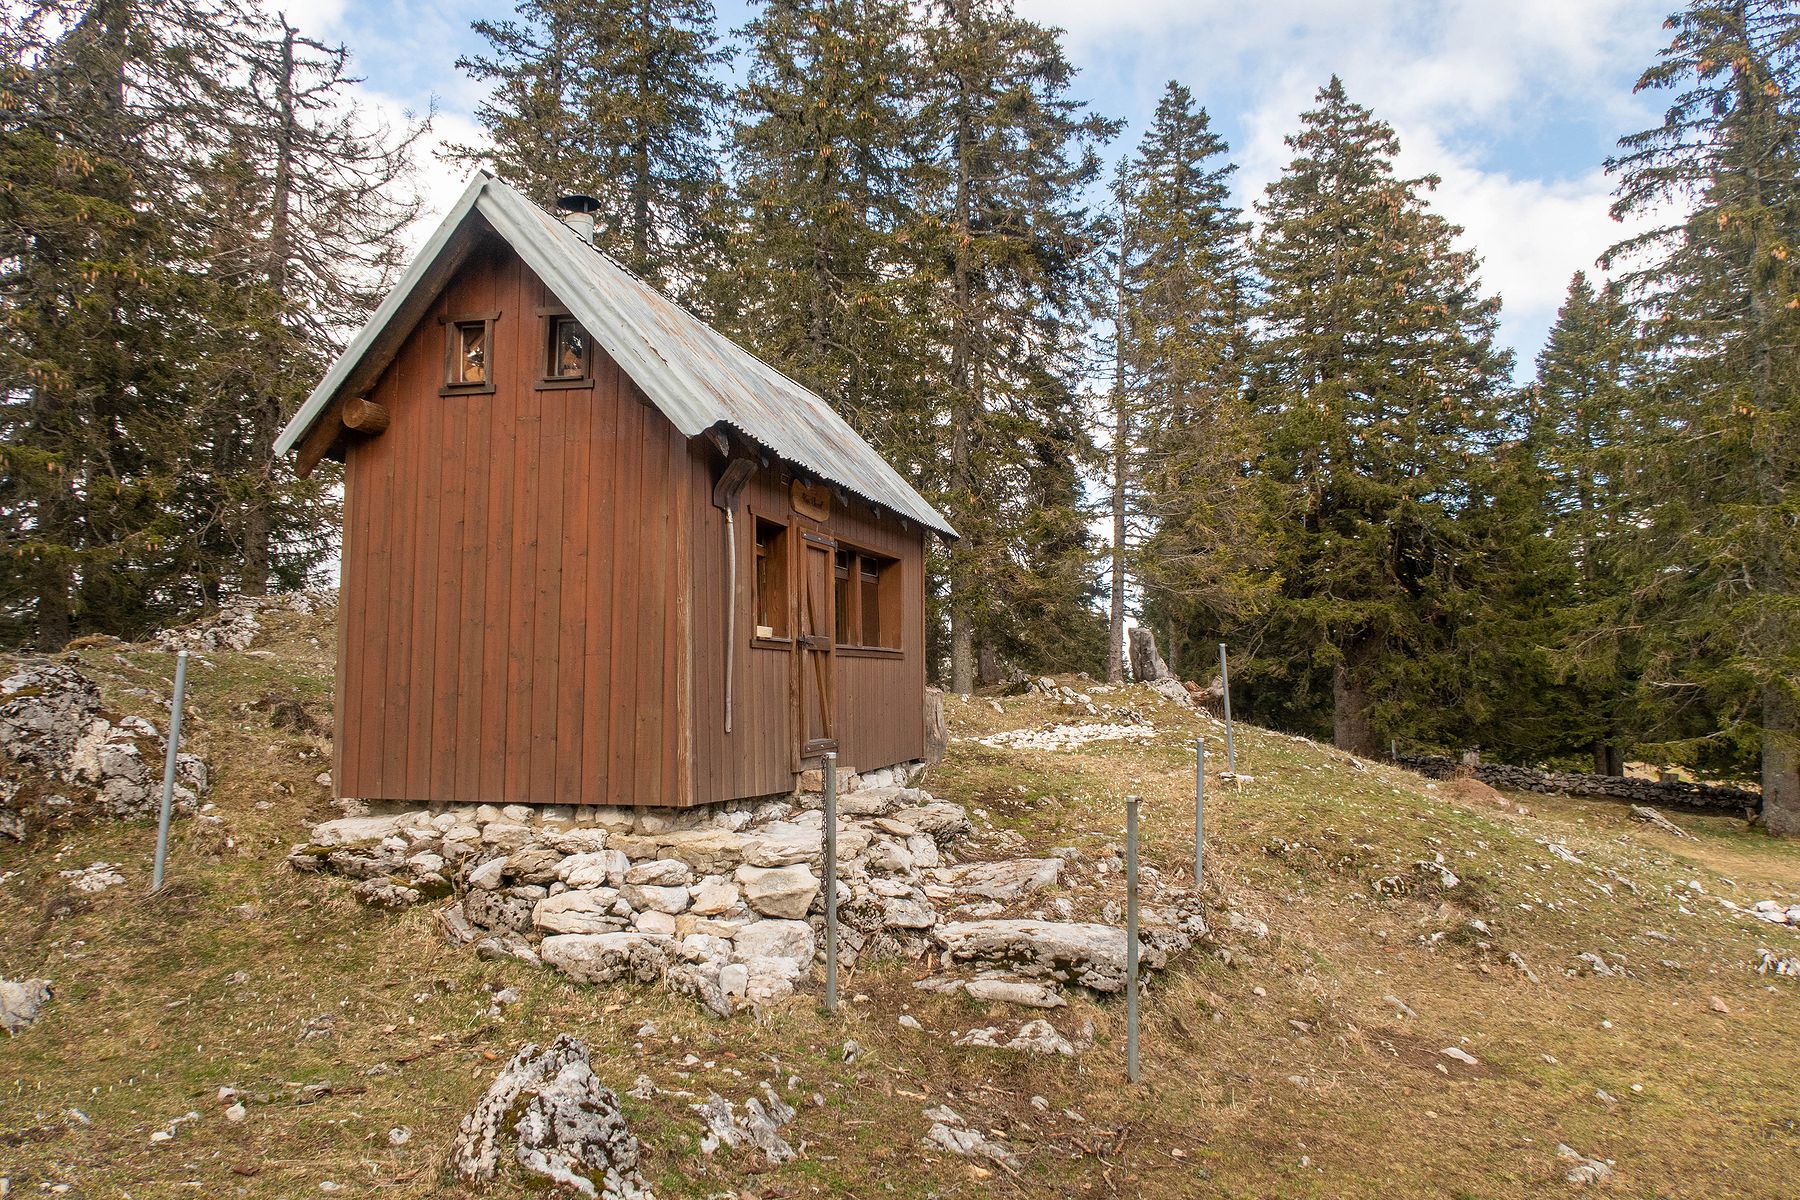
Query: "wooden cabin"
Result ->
[[275, 173, 955, 810]]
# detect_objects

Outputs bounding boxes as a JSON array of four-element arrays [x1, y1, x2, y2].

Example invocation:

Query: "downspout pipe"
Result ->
[[712, 448, 758, 735]]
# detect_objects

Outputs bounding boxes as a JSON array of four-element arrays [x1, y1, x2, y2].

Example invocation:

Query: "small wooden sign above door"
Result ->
[[791, 479, 832, 522]]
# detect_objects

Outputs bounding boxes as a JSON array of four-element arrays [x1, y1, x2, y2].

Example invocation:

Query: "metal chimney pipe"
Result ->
[[555, 193, 600, 244]]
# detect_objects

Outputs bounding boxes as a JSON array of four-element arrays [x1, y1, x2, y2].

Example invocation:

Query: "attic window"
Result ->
[[540, 311, 593, 388], [443, 313, 497, 395]]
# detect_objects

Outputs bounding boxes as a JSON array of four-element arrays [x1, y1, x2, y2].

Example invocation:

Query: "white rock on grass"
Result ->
[[921, 1105, 1018, 1170], [1, 976, 53, 1034], [449, 1035, 651, 1199], [692, 1082, 797, 1162], [1557, 1144, 1614, 1186], [735, 864, 820, 919], [963, 977, 1066, 1009]]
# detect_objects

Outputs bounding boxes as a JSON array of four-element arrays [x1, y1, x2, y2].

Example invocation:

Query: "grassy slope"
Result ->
[[3, 606, 1798, 1198]]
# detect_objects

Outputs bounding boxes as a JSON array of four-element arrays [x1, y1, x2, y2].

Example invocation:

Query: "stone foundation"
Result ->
[[291, 779, 1205, 1019]]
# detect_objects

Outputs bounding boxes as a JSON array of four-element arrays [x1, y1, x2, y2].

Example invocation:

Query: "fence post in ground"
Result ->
[[1193, 740, 1205, 890], [150, 650, 190, 895], [1218, 643, 1236, 776], [1125, 794, 1141, 1083], [823, 751, 839, 1015]]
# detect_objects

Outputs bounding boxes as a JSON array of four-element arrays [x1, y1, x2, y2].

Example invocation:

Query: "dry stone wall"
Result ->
[[1398, 754, 1759, 816]]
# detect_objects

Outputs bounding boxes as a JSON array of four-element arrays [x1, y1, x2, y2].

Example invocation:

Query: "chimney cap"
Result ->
[[556, 193, 601, 215]]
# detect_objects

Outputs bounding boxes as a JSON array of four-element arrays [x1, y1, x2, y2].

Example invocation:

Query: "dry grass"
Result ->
[[4, 627, 1799, 1197]]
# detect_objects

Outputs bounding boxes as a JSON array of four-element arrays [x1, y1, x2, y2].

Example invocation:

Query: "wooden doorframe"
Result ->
[[796, 530, 837, 759]]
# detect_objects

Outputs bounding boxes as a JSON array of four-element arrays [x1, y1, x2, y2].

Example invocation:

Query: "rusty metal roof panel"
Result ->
[[279, 172, 954, 538]]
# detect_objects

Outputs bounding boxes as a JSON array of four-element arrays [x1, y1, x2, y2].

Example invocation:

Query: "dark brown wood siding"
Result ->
[[336, 238, 693, 807], [687, 453, 926, 803]]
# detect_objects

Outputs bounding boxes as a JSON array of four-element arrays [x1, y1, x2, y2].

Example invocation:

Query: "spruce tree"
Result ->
[[450, 0, 729, 287], [1526, 272, 1649, 772], [717, 0, 933, 454], [921, 0, 1119, 691], [1120, 82, 1270, 676], [1606, 0, 1800, 828], [1250, 77, 1513, 753], [0, 0, 242, 644]]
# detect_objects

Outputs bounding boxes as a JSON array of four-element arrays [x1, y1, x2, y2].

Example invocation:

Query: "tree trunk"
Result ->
[[946, 0, 976, 697], [1107, 191, 1128, 684], [1592, 741, 1622, 777], [1332, 659, 1378, 755], [1764, 686, 1800, 835], [977, 639, 1001, 688]]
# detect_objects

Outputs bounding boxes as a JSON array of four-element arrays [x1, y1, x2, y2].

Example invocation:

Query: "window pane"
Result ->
[[457, 322, 487, 384], [835, 572, 849, 643], [753, 520, 788, 637], [861, 571, 881, 647], [553, 318, 588, 378]]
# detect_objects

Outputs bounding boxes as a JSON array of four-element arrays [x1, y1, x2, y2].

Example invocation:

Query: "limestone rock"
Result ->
[[540, 933, 671, 986], [505, 846, 566, 884], [620, 883, 691, 915], [560, 850, 628, 889], [449, 1034, 650, 1199], [935, 920, 1162, 993], [733, 919, 815, 968], [689, 877, 741, 916], [1, 977, 53, 1034], [534, 890, 627, 935], [944, 858, 1062, 902], [963, 977, 1066, 1009], [921, 1105, 1018, 1170], [309, 813, 412, 848], [465, 889, 536, 935], [624, 858, 693, 887], [693, 1082, 797, 1162], [736, 863, 820, 919]]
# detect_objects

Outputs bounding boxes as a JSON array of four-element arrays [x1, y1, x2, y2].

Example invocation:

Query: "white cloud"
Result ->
[[1018, 0, 1673, 369]]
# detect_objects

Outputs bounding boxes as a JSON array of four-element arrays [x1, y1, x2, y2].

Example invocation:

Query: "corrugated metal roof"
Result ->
[[276, 172, 955, 538]]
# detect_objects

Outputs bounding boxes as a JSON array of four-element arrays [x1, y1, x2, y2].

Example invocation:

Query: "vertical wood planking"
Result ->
[[554, 369, 594, 805], [580, 355, 619, 806]]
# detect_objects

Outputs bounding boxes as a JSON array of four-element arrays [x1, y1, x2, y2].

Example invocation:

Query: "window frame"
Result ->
[[441, 311, 499, 396], [750, 514, 792, 648], [537, 306, 595, 390], [831, 544, 901, 655]]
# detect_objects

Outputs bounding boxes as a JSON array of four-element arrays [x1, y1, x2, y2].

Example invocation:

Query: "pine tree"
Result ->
[[1606, 0, 1800, 829], [716, 0, 934, 454], [450, 0, 729, 287], [922, 0, 1119, 691], [1250, 77, 1513, 753], [1120, 82, 1270, 677]]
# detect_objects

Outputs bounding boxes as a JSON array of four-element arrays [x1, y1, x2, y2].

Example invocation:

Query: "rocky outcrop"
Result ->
[[449, 1035, 650, 1198], [153, 586, 335, 653], [935, 917, 1197, 993], [1398, 754, 1760, 815], [1, 658, 207, 840]]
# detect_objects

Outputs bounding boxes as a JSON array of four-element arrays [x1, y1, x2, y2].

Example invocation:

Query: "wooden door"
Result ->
[[798, 532, 837, 756]]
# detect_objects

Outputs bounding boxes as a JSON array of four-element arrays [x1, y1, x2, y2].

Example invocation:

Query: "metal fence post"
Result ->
[[823, 751, 838, 1015], [150, 650, 189, 895], [1194, 740, 1205, 889], [1218, 642, 1236, 776], [1125, 794, 1140, 1083]]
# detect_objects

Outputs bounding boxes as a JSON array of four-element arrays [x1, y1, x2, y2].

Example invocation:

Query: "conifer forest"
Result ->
[[3, 0, 1797, 831]]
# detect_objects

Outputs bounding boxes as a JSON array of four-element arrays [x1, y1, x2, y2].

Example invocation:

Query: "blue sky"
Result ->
[[279, 0, 1675, 373]]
